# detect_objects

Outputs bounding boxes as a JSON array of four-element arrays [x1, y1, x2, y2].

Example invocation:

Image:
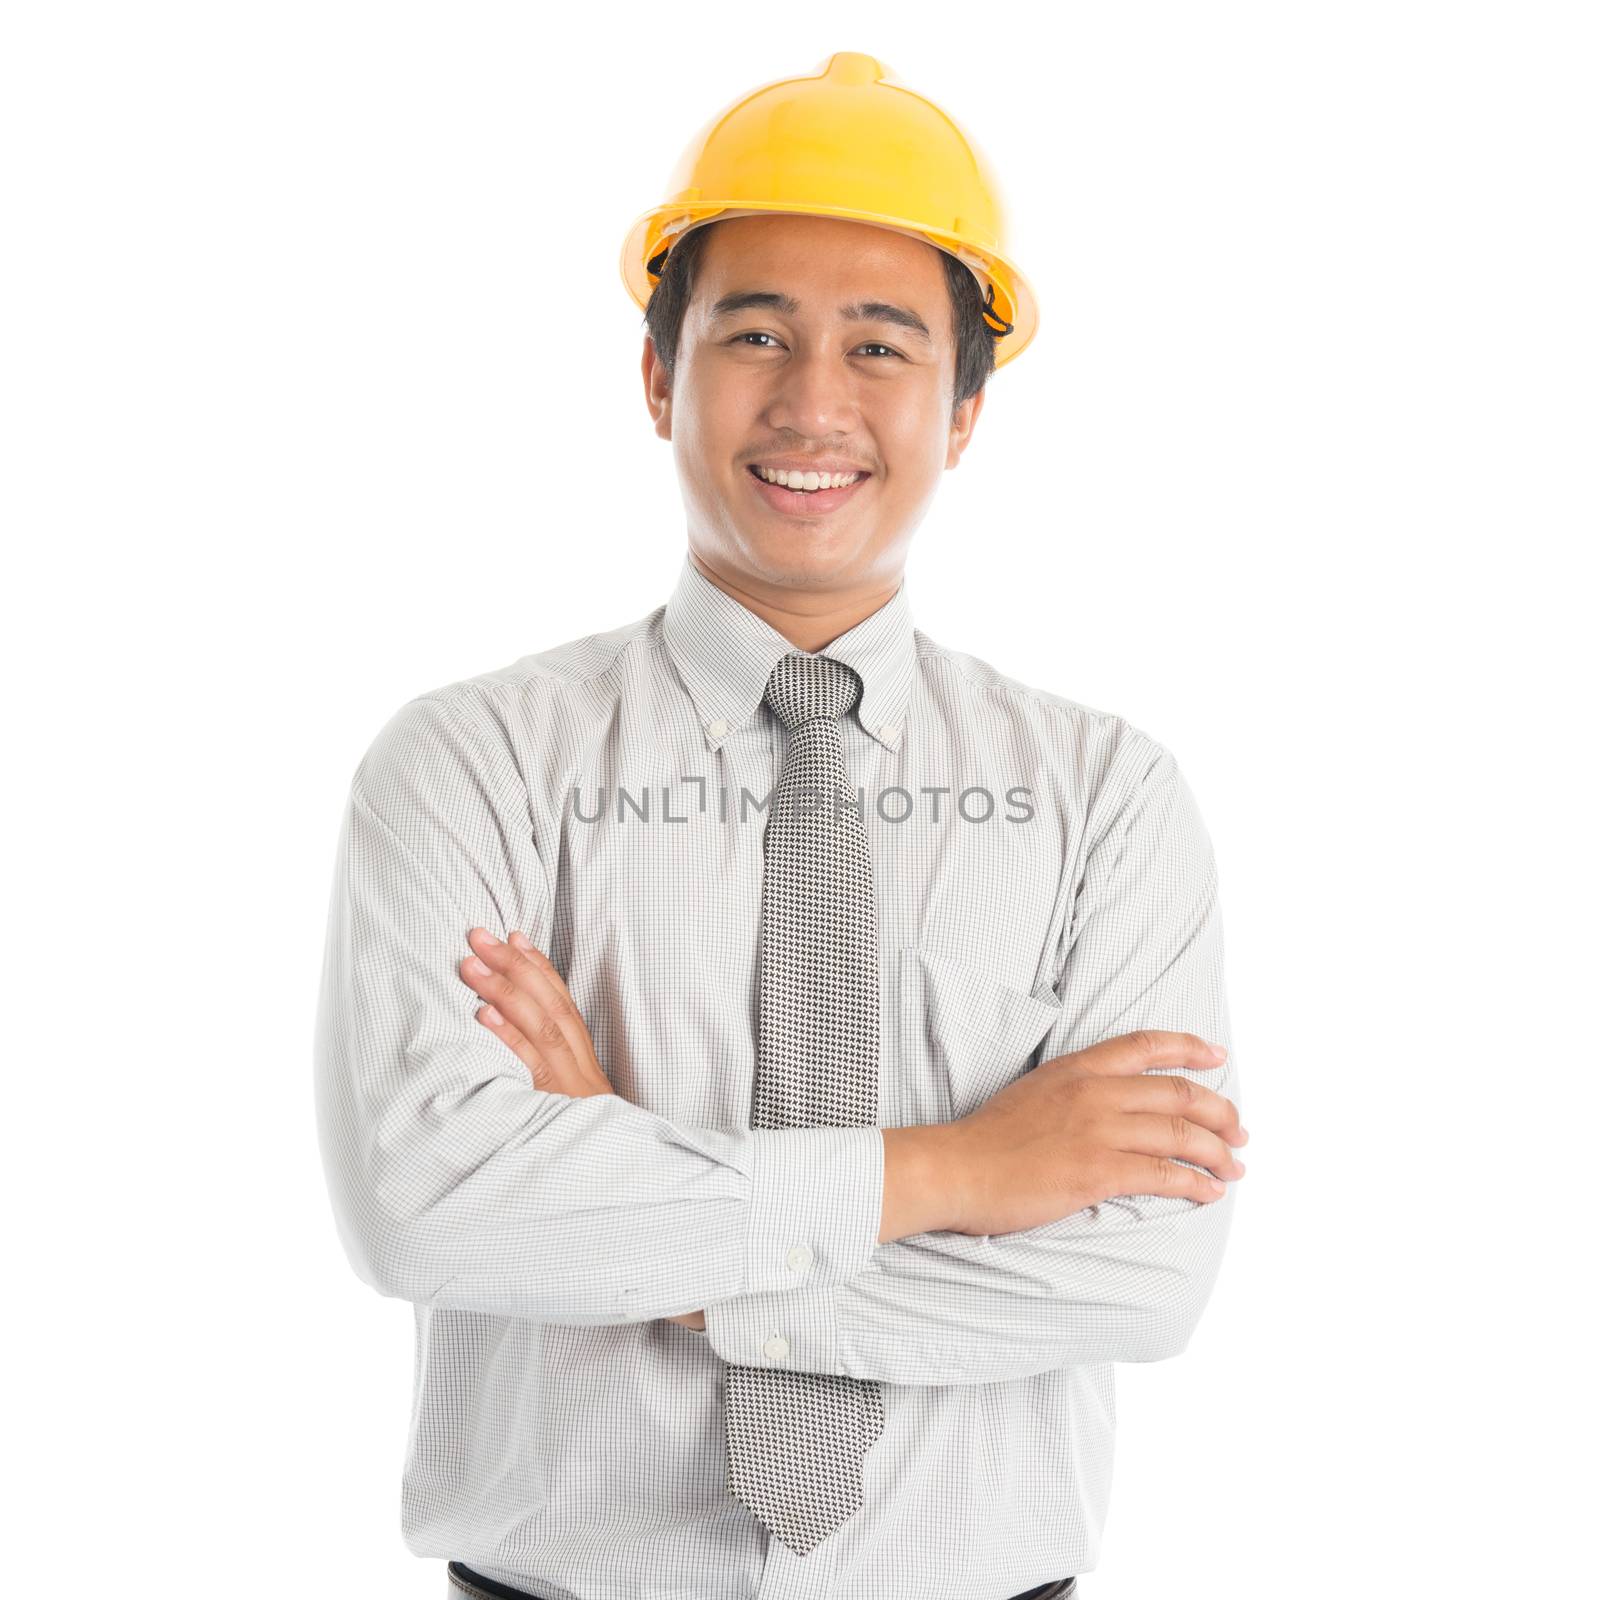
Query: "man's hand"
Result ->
[[458, 927, 617, 1098], [457, 926, 707, 1332], [945, 1030, 1248, 1236]]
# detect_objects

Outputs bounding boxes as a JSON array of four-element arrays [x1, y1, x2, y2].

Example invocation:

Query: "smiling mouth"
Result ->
[[745, 463, 873, 516]]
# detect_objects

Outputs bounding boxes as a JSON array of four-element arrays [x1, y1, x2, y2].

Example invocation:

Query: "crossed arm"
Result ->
[[457, 922, 711, 1331], [445, 738, 1242, 1384], [317, 695, 1237, 1382]]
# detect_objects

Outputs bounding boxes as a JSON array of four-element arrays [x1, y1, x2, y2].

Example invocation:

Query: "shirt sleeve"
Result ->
[[703, 739, 1241, 1383], [313, 691, 884, 1323]]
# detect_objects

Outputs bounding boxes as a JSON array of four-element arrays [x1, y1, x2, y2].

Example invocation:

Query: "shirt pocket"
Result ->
[[896, 945, 1065, 1125]]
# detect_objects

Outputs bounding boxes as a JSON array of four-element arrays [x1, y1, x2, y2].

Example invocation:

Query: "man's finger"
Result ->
[[474, 1003, 549, 1087], [495, 932, 604, 1073], [458, 951, 592, 1092], [459, 936, 591, 1088], [480, 930, 602, 1076], [476, 1000, 612, 1097], [461, 928, 613, 1095], [1110, 1072, 1247, 1146], [1049, 1029, 1228, 1078], [508, 931, 575, 999]]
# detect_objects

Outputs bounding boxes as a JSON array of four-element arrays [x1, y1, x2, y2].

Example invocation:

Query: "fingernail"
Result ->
[[509, 931, 529, 950], [1209, 1043, 1228, 1060], [466, 956, 490, 977], [482, 1005, 504, 1025], [1208, 1178, 1226, 1192]]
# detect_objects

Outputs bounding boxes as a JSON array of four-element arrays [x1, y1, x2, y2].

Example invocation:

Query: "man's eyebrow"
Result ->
[[707, 291, 934, 346]]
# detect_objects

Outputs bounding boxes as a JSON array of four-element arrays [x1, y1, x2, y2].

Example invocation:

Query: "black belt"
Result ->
[[448, 1558, 1078, 1600]]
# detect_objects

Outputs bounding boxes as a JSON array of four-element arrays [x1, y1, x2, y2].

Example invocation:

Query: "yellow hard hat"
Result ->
[[619, 52, 1039, 369]]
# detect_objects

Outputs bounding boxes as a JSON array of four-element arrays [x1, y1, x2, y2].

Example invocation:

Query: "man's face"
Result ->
[[644, 213, 984, 595]]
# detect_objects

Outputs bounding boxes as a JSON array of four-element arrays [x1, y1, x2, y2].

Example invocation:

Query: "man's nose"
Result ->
[[762, 346, 863, 440]]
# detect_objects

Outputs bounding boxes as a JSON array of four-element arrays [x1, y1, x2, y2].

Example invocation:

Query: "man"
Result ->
[[315, 52, 1247, 1600]]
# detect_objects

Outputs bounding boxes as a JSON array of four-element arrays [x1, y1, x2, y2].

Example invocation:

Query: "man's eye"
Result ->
[[730, 333, 901, 358]]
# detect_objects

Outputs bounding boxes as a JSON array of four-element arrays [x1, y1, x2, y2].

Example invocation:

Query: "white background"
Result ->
[[4, 3, 1594, 1596]]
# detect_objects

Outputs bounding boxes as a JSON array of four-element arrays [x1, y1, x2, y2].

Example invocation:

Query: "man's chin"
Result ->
[[735, 531, 868, 588]]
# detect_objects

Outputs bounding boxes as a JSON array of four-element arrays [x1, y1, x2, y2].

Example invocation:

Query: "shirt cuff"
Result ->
[[703, 1125, 882, 1371], [704, 1283, 843, 1373]]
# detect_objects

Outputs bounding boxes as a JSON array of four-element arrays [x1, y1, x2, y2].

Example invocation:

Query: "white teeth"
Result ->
[[755, 465, 861, 491]]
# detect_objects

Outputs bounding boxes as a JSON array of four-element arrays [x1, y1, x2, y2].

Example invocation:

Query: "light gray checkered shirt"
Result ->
[[314, 551, 1241, 1600]]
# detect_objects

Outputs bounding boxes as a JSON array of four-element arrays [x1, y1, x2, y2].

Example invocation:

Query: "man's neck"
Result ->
[[688, 549, 900, 653]]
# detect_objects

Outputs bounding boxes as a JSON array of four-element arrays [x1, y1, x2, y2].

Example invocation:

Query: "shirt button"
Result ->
[[786, 1244, 813, 1272], [707, 719, 728, 738], [762, 1334, 790, 1361]]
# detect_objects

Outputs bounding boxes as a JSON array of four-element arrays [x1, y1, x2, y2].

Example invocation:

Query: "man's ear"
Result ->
[[945, 382, 987, 469], [642, 335, 672, 441]]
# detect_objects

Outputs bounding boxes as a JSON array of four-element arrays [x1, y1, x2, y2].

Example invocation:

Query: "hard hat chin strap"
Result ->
[[976, 282, 1015, 338]]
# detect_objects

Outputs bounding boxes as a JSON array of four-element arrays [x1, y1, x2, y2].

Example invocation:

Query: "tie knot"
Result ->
[[763, 652, 861, 731]]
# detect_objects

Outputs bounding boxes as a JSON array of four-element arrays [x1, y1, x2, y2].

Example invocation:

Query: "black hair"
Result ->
[[641, 219, 1005, 426]]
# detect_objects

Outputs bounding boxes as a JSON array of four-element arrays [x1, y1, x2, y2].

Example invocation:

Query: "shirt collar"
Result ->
[[661, 552, 917, 754]]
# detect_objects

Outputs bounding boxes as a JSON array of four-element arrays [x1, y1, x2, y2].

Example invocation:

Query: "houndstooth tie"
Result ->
[[722, 650, 886, 1557]]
